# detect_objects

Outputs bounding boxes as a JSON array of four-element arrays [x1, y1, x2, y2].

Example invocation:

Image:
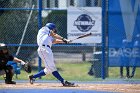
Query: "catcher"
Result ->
[[0, 43, 31, 84]]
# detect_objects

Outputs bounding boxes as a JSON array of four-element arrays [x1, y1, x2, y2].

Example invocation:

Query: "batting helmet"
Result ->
[[45, 23, 57, 33], [46, 23, 56, 30]]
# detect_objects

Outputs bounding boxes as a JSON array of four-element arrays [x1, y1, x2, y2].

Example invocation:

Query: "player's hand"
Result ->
[[62, 38, 71, 44], [65, 39, 71, 43]]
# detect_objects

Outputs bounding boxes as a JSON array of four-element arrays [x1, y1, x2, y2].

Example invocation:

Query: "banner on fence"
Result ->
[[67, 7, 102, 43], [108, 0, 140, 66]]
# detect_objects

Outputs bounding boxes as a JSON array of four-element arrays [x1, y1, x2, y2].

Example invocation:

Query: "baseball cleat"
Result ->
[[28, 75, 35, 84], [62, 81, 75, 87]]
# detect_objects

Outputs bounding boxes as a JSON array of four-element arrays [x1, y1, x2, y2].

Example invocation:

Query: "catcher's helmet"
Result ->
[[0, 43, 8, 51]]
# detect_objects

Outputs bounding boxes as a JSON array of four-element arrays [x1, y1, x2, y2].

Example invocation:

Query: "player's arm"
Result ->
[[50, 30, 64, 40], [52, 38, 64, 44], [52, 35, 71, 44], [50, 30, 71, 43], [13, 57, 25, 65], [13, 57, 32, 73], [52, 33, 64, 40], [8, 55, 26, 65]]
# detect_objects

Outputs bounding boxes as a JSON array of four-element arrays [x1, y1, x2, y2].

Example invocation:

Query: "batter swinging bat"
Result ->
[[70, 33, 92, 42]]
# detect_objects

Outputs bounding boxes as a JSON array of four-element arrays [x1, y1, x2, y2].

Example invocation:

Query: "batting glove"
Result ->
[[62, 38, 71, 44]]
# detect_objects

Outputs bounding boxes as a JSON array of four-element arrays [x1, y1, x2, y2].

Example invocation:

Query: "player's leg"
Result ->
[[4, 65, 16, 84], [32, 70, 46, 78], [29, 47, 55, 84], [51, 70, 75, 87], [120, 66, 124, 78], [30, 47, 75, 86], [29, 48, 47, 84], [130, 58, 138, 78], [49, 54, 74, 86], [130, 66, 136, 78], [44, 48, 75, 86], [46, 52, 65, 83], [29, 69, 46, 84], [126, 66, 130, 78]]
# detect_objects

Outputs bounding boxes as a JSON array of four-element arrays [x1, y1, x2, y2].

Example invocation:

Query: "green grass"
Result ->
[[56, 62, 93, 81], [1, 62, 140, 81], [0, 62, 94, 81], [36, 62, 94, 81]]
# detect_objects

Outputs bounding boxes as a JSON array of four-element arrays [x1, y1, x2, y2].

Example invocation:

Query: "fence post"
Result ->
[[38, 0, 42, 75], [101, 0, 106, 79]]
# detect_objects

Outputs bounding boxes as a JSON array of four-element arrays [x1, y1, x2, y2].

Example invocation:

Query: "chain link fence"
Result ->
[[0, 0, 107, 80], [1, 0, 140, 80]]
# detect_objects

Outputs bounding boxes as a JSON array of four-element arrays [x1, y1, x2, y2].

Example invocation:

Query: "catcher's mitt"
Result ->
[[23, 62, 32, 73]]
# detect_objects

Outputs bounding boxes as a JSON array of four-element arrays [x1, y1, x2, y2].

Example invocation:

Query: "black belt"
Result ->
[[42, 45, 50, 48]]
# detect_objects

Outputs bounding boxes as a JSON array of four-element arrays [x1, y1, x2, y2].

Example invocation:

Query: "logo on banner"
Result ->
[[74, 14, 95, 32], [119, 0, 140, 42]]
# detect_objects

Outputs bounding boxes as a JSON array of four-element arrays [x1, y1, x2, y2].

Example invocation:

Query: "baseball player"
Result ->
[[0, 43, 31, 84], [130, 34, 140, 78], [120, 39, 130, 78], [29, 23, 75, 87]]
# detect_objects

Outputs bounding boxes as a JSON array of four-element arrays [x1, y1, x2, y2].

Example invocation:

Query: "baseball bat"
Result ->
[[70, 33, 92, 42]]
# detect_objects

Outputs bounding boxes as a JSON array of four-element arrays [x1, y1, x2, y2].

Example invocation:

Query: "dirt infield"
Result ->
[[0, 83, 140, 93]]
